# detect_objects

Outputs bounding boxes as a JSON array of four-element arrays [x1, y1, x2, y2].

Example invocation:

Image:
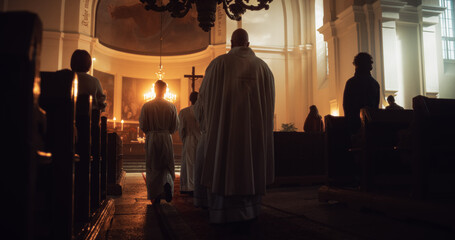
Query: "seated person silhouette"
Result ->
[[385, 95, 404, 110], [304, 105, 323, 133], [343, 52, 380, 134]]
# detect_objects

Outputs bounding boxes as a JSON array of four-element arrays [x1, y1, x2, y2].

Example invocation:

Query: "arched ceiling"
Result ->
[[95, 0, 210, 56]]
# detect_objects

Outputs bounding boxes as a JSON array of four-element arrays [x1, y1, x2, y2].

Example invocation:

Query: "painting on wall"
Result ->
[[93, 69, 115, 119], [122, 76, 181, 121], [95, 0, 210, 56]]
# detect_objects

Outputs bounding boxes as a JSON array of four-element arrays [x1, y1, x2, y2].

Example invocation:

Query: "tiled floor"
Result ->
[[105, 173, 454, 240]]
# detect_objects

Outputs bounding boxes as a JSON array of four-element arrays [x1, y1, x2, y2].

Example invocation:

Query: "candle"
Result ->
[[137, 126, 140, 138], [121, 120, 124, 131], [113, 117, 116, 129]]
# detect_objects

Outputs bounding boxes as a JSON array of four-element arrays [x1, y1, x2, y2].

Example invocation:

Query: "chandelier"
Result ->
[[139, 0, 274, 32], [144, 83, 177, 102], [143, 8, 177, 103]]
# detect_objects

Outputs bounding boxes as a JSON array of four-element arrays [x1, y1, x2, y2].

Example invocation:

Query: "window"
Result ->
[[440, 0, 455, 60]]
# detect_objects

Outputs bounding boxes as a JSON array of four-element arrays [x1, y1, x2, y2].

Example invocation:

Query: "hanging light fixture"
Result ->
[[144, 8, 177, 103], [139, 0, 274, 32], [156, 5, 165, 80]]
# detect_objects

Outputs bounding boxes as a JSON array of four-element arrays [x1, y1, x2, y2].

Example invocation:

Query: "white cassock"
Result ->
[[193, 104, 208, 208], [194, 46, 275, 223], [178, 105, 201, 192], [139, 98, 179, 200]]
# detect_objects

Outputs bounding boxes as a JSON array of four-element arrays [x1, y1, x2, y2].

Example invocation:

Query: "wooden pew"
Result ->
[[357, 108, 414, 193], [319, 99, 455, 229], [324, 115, 357, 187], [100, 116, 108, 201], [0, 11, 51, 240], [91, 109, 101, 213], [411, 95, 455, 200], [74, 94, 92, 232], [273, 131, 326, 186], [107, 132, 125, 195], [40, 69, 77, 239]]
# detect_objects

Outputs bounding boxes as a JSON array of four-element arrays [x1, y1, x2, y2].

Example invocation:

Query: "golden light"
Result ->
[[329, 99, 339, 116], [156, 64, 165, 80], [143, 83, 177, 103], [330, 108, 339, 116], [72, 74, 78, 99]]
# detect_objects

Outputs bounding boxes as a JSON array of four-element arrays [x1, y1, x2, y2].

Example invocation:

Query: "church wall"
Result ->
[[3, 0, 97, 71], [396, 22, 423, 107], [440, 63, 455, 99], [4, 0, 228, 124], [321, 0, 450, 114]]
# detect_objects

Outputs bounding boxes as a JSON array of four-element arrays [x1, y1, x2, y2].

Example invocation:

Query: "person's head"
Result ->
[[154, 80, 167, 98], [309, 105, 318, 114], [71, 49, 92, 72], [231, 28, 249, 48], [189, 91, 198, 105], [387, 95, 395, 104], [353, 52, 373, 71]]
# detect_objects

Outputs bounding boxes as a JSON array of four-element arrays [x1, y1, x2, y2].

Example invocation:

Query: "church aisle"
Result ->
[[105, 173, 454, 240], [105, 173, 167, 240]]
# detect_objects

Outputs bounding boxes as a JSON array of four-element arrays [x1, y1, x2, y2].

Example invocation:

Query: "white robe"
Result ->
[[194, 46, 275, 223], [178, 105, 201, 192], [139, 98, 179, 200], [193, 104, 208, 208]]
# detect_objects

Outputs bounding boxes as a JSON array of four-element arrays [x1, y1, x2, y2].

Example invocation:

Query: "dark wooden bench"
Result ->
[[411, 95, 455, 200]]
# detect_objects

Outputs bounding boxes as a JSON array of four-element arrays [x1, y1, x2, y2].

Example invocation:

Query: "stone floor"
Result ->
[[104, 173, 454, 240]]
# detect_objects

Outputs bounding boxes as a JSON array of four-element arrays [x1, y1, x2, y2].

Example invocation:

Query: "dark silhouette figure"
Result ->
[[71, 49, 106, 111], [304, 105, 323, 133], [178, 91, 201, 195], [189, 91, 198, 105], [386, 95, 404, 110], [343, 52, 380, 134]]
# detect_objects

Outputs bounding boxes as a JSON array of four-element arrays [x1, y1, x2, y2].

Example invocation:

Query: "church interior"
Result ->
[[2, 0, 455, 239]]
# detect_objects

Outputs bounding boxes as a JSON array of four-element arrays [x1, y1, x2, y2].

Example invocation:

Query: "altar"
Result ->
[[107, 119, 182, 173]]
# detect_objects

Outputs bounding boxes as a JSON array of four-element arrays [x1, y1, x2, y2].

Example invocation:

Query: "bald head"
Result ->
[[231, 28, 249, 48]]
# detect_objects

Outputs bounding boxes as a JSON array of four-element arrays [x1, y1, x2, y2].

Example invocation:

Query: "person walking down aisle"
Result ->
[[139, 80, 179, 205], [178, 91, 201, 195], [195, 28, 275, 224]]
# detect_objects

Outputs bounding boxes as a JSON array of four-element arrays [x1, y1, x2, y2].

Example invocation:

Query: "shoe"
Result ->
[[164, 183, 172, 202]]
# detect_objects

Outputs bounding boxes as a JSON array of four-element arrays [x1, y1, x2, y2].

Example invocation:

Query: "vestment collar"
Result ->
[[228, 46, 256, 58]]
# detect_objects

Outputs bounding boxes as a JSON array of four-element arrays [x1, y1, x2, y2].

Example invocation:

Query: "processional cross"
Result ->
[[184, 66, 204, 92]]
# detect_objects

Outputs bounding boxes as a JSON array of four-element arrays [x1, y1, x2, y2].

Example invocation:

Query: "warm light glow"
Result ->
[[113, 117, 116, 129], [37, 150, 52, 158], [92, 57, 96, 61], [73, 74, 78, 99], [156, 65, 165, 80], [329, 99, 339, 116], [121, 119, 124, 131], [143, 83, 177, 103]]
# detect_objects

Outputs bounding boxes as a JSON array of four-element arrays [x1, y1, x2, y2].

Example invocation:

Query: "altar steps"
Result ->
[[122, 155, 182, 173]]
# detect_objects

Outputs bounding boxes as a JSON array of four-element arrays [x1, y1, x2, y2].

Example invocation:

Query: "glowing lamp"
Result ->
[[144, 83, 177, 103]]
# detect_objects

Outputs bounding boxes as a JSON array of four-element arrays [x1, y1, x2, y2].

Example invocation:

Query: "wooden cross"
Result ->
[[184, 66, 203, 92]]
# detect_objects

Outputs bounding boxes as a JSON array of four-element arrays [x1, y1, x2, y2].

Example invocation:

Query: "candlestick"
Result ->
[[121, 120, 124, 131], [113, 117, 116, 129]]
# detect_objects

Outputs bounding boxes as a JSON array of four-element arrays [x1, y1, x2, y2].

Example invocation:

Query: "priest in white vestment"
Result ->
[[139, 80, 179, 204], [178, 92, 201, 194], [194, 28, 275, 223]]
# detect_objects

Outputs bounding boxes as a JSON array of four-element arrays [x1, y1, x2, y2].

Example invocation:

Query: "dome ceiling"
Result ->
[[95, 0, 210, 56]]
